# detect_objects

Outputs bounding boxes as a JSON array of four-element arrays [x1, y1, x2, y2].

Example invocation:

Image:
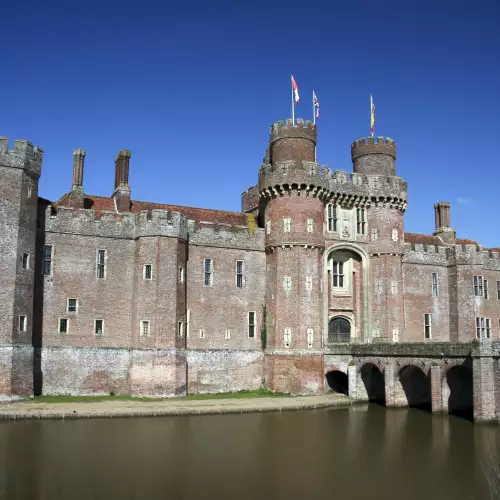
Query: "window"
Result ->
[[371, 229, 378, 241], [178, 321, 184, 338], [225, 329, 231, 340], [424, 313, 431, 339], [497, 281, 500, 299], [485, 280, 489, 299], [19, 315, 27, 332], [356, 208, 366, 235], [266, 220, 271, 235], [199, 328, 206, 339], [179, 266, 184, 283], [328, 317, 350, 343], [392, 327, 399, 343], [391, 281, 397, 295], [473, 275, 484, 297], [284, 328, 291, 348], [476, 317, 491, 339], [392, 229, 398, 242], [143, 264, 152, 280], [204, 258, 212, 286], [59, 318, 68, 333], [283, 218, 291, 232], [307, 328, 313, 348], [332, 261, 344, 288], [306, 218, 314, 233], [96, 249, 106, 279], [94, 319, 104, 335], [27, 187, 32, 198], [248, 311, 256, 338], [140, 320, 150, 336], [376, 280, 383, 294], [43, 245, 52, 275], [67, 299, 78, 313], [236, 260, 244, 288], [327, 204, 338, 232], [283, 276, 292, 293], [22, 253, 29, 270], [432, 273, 439, 297], [305, 276, 312, 291]]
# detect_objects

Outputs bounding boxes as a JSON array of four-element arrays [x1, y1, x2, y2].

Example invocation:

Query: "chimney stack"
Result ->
[[68, 148, 85, 208], [433, 202, 456, 244], [113, 149, 131, 212]]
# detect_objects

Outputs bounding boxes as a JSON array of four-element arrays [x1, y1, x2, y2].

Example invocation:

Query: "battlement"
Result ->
[[351, 137, 396, 160], [241, 185, 260, 213], [0, 137, 43, 177], [269, 118, 316, 144]]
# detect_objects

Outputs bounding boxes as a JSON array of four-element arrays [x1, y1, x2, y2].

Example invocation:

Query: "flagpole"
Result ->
[[313, 90, 315, 125], [291, 75, 295, 125], [370, 94, 374, 138]]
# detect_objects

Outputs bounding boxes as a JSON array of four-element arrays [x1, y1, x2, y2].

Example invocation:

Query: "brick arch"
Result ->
[[394, 359, 431, 378], [395, 364, 432, 409], [324, 364, 347, 375], [442, 361, 473, 419], [357, 358, 386, 374], [357, 361, 385, 403]]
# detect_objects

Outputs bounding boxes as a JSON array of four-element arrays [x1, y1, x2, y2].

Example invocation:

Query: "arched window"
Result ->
[[328, 317, 351, 343]]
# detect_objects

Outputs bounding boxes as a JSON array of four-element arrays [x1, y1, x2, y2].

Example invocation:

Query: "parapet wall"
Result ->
[[269, 119, 316, 144], [241, 185, 259, 213], [0, 137, 43, 177]]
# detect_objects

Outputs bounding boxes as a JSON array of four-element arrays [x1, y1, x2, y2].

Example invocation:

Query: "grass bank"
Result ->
[[18, 389, 290, 404]]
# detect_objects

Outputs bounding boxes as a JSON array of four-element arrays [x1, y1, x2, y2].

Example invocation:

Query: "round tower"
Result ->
[[351, 136, 396, 176], [259, 118, 327, 394], [350, 137, 406, 343]]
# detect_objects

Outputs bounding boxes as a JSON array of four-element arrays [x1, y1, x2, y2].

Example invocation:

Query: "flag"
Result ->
[[370, 94, 375, 136], [291, 75, 300, 104], [313, 90, 319, 119]]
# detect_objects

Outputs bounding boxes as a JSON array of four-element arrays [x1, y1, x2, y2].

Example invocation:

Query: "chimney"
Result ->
[[112, 149, 131, 212], [433, 202, 456, 245], [68, 148, 85, 208]]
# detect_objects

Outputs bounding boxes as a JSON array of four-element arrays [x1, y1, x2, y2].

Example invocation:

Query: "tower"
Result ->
[[259, 119, 328, 394], [0, 137, 43, 397], [350, 137, 407, 342]]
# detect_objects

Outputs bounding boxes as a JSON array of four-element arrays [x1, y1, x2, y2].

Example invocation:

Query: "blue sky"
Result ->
[[1, 0, 499, 246]]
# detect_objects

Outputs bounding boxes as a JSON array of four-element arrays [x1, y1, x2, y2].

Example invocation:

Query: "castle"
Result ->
[[1, 119, 500, 405]]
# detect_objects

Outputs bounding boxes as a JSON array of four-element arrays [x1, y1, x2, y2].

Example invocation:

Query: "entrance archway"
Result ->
[[360, 363, 386, 404], [398, 366, 431, 410], [328, 317, 351, 343], [446, 364, 473, 420], [326, 371, 348, 395]]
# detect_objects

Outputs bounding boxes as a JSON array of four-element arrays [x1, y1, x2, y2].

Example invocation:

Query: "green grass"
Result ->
[[18, 389, 291, 404]]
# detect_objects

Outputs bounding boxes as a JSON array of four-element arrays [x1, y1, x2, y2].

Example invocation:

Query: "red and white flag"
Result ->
[[291, 75, 300, 104], [313, 90, 319, 120]]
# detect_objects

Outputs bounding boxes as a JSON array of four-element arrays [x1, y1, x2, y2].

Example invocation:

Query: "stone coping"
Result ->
[[0, 394, 351, 421]]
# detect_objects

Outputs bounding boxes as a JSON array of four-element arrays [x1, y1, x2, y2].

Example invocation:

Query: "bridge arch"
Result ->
[[395, 365, 432, 409], [325, 370, 348, 395], [444, 362, 473, 420], [358, 362, 385, 404]]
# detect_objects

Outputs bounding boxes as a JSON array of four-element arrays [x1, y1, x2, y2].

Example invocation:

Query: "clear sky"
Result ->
[[1, 0, 499, 247]]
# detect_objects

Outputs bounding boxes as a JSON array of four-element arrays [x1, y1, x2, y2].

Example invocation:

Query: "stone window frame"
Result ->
[[179, 266, 184, 283], [67, 298, 78, 314], [18, 315, 27, 332], [356, 208, 366, 235], [391, 229, 398, 242], [248, 311, 256, 338], [391, 280, 398, 295], [199, 328, 206, 339], [484, 279, 489, 299], [476, 317, 491, 339], [424, 313, 431, 339], [283, 327, 292, 348], [266, 220, 271, 235], [177, 321, 184, 338], [43, 244, 53, 276], [94, 319, 104, 335], [283, 218, 291, 233], [392, 327, 399, 343], [143, 264, 153, 281], [283, 276, 292, 293], [22, 252, 30, 270], [432, 273, 439, 297], [236, 260, 244, 289], [96, 249, 106, 279], [473, 275, 484, 297], [307, 327, 314, 348], [204, 258, 213, 286], [225, 329, 231, 340], [306, 218, 314, 233], [371, 229, 378, 241], [140, 320, 151, 336], [305, 276, 313, 291], [58, 317, 69, 334], [326, 204, 338, 232], [497, 280, 500, 300]]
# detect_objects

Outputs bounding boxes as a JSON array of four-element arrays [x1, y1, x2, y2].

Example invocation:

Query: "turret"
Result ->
[[351, 137, 396, 176], [269, 118, 316, 163]]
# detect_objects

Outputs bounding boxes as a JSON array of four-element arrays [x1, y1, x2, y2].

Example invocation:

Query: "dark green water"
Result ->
[[0, 404, 498, 500]]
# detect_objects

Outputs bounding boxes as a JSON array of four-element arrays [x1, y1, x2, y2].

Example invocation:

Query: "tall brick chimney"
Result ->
[[433, 201, 456, 244], [68, 148, 85, 208], [112, 150, 131, 212]]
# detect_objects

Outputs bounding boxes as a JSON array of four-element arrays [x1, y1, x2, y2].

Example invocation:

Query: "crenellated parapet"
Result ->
[[351, 137, 396, 177], [268, 118, 316, 164], [269, 118, 316, 144], [45, 206, 189, 240], [0, 137, 43, 177]]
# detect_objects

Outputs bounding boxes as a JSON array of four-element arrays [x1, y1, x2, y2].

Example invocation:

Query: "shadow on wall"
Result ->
[[447, 362, 473, 421], [326, 371, 348, 395], [361, 364, 386, 405]]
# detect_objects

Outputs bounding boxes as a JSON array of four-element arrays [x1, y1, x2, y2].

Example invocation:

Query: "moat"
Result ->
[[0, 405, 498, 500]]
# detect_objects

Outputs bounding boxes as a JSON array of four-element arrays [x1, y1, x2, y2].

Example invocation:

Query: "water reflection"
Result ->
[[0, 405, 496, 500]]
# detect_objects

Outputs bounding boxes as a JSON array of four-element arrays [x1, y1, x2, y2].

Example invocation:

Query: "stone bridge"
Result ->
[[324, 341, 500, 422]]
